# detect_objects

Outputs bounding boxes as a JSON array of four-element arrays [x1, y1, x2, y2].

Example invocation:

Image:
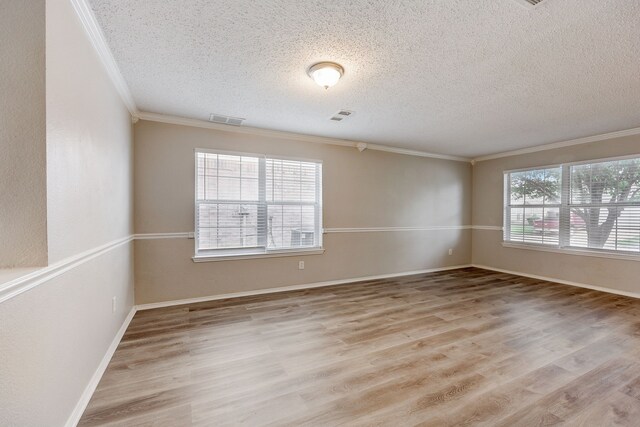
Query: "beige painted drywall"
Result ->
[[0, 0, 48, 267], [472, 133, 640, 293], [0, 243, 134, 427], [46, 0, 133, 263], [0, 0, 135, 425], [134, 120, 472, 304]]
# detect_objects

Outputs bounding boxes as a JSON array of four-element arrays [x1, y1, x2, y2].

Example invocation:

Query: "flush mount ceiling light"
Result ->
[[307, 62, 344, 89]]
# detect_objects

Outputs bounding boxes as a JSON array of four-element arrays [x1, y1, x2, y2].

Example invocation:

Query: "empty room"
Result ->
[[2, 0, 640, 425]]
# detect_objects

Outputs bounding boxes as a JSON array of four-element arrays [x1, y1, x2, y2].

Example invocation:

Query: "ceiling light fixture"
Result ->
[[307, 62, 344, 89]]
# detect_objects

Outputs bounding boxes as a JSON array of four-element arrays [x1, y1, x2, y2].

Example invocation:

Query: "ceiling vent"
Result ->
[[329, 110, 354, 122], [512, 0, 545, 7], [209, 113, 245, 126]]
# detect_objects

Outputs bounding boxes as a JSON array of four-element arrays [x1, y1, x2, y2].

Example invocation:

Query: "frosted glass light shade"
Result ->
[[308, 62, 344, 89]]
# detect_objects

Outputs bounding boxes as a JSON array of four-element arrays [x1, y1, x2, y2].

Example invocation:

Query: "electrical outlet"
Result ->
[[298, 261, 305, 270], [112, 296, 117, 313], [448, 248, 453, 256]]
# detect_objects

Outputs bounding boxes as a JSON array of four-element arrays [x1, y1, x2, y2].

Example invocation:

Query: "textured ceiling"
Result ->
[[89, 0, 640, 157]]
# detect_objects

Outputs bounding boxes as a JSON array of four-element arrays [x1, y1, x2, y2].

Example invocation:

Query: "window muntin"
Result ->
[[504, 156, 640, 254], [195, 151, 322, 256]]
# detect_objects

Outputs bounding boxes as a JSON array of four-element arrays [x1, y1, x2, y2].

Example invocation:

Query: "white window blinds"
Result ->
[[567, 158, 640, 252], [505, 167, 562, 246], [196, 151, 322, 256], [504, 155, 640, 255]]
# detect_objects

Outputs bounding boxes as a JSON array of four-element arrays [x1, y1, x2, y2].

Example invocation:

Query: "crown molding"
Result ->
[[473, 126, 640, 162], [137, 111, 471, 163], [70, 0, 139, 117]]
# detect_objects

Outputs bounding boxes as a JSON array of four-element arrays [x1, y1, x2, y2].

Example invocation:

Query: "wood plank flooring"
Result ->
[[79, 267, 640, 426]]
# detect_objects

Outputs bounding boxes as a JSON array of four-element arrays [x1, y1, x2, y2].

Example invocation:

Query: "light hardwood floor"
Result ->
[[79, 267, 640, 426]]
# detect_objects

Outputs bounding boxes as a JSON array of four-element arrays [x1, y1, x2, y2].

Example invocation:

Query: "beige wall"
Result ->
[[46, 0, 133, 263], [0, 1, 135, 425], [134, 121, 472, 304], [0, 0, 48, 268], [472, 134, 640, 294]]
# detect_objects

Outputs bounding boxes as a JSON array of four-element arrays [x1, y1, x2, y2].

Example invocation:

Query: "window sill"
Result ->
[[192, 248, 325, 262], [502, 242, 640, 262]]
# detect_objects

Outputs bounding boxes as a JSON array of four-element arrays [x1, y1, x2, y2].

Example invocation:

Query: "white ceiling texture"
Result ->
[[89, 0, 640, 158]]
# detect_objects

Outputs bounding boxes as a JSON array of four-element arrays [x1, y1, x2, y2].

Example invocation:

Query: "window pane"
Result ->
[[218, 177, 240, 200], [301, 206, 315, 230], [523, 207, 544, 244], [267, 204, 316, 249], [508, 207, 526, 242], [241, 178, 258, 201], [241, 156, 259, 178], [538, 207, 560, 245], [282, 179, 301, 202], [544, 168, 561, 204], [266, 159, 319, 204], [198, 204, 259, 249], [508, 167, 561, 207], [198, 228, 217, 250], [197, 204, 217, 228], [571, 158, 640, 205], [196, 152, 322, 254], [218, 154, 241, 177], [523, 170, 544, 205], [509, 171, 526, 205], [617, 207, 640, 252]]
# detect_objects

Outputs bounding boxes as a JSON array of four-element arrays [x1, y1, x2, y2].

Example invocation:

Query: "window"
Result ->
[[504, 156, 640, 255], [195, 150, 322, 258], [505, 166, 562, 245]]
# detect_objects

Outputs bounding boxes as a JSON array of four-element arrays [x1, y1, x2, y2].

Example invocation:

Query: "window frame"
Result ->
[[193, 148, 323, 261], [503, 154, 640, 259]]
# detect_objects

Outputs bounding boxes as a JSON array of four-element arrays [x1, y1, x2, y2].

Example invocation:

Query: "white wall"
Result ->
[[0, 0, 135, 425], [0, 0, 48, 268]]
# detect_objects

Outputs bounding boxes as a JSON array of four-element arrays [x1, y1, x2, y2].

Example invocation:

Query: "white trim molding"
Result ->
[[473, 126, 640, 162], [501, 242, 640, 262], [472, 225, 503, 231], [472, 264, 640, 300], [134, 232, 192, 240], [325, 225, 473, 233], [193, 248, 325, 262], [0, 236, 134, 304], [135, 264, 472, 310], [65, 307, 137, 427], [135, 226, 479, 240], [70, 0, 139, 117], [136, 112, 471, 163]]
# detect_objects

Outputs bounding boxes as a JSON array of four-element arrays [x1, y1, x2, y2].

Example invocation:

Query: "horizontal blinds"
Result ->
[[565, 158, 640, 252], [265, 158, 322, 249], [196, 152, 322, 253], [196, 152, 265, 250], [504, 157, 640, 254], [505, 167, 562, 246]]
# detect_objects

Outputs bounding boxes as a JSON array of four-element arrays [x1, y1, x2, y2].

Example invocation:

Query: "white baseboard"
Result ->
[[472, 264, 640, 299], [66, 306, 137, 427], [136, 264, 473, 311]]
